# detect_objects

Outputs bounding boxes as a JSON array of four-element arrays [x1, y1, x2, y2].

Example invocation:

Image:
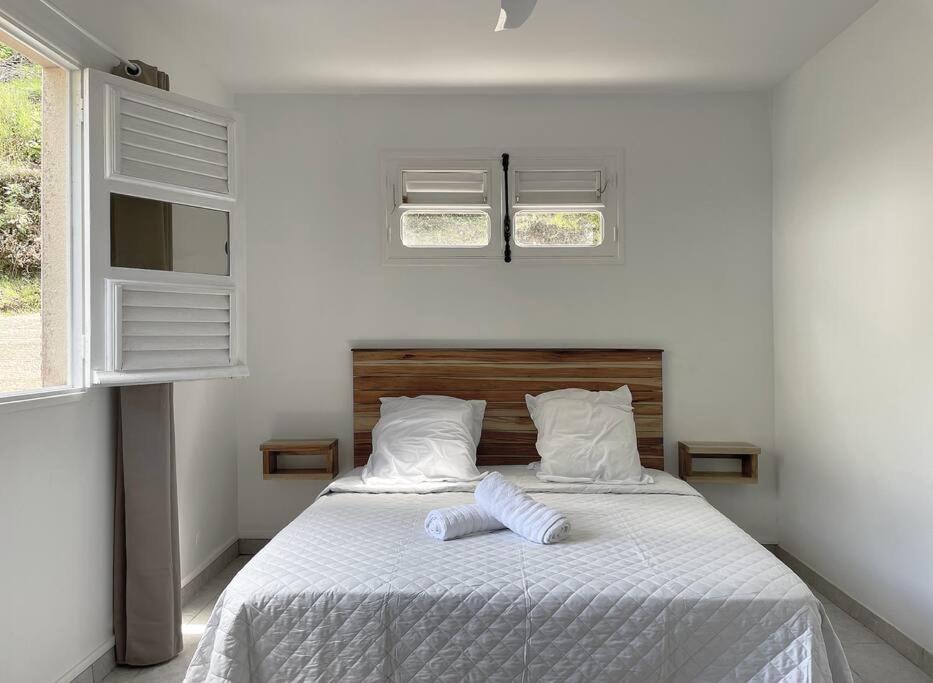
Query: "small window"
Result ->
[[400, 211, 490, 248], [509, 153, 621, 262], [384, 155, 502, 262], [382, 150, 620, 264], [514, 211, 603, 247]]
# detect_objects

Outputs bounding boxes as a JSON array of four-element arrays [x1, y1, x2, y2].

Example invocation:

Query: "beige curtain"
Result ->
[[114, 384, 183, 665], [110, 194, 173, 271], [111, 60, 182, 666]]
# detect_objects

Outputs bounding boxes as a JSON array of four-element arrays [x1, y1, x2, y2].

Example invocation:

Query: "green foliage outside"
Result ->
[[0, 272, 40, 315], [0, 41, 42, 314], [400, 210, 602, 248], [514, 211, 601, 246], [401, 212, 489, 247], [0, 168, 40, 274], [0, 43, 42, 170]]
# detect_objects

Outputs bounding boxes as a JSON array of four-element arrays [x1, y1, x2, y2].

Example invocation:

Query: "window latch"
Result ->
[[502, 153, 512, 263], [598, 175, 610, 200]]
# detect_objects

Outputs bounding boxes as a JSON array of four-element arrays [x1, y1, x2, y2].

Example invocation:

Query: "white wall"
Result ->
[[773, 0, 933, 652], [0, 2, 237, 681], [235, 93, 777, 542], [0, 391, 114, 683], [174, 380, 238, 587]]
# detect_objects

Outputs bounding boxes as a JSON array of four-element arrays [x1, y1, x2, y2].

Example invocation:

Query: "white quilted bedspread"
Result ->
[[186, 468, 852, 682]]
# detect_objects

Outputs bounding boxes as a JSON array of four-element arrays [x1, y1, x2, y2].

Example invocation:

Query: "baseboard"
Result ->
[[60, 539, 241, 683], [773, 546, 933, 677], [59, 637, 115, 683], [238, 538, 270, 555], [181, 538, 239, 607], [181, 536, 239, 587]]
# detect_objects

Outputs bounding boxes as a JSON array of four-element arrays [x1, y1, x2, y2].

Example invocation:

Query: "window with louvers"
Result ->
[[85, 68, 247, 385], [382, 151, 621, 263], [383, 156, 502, 262], [508, 154, 621, 261]]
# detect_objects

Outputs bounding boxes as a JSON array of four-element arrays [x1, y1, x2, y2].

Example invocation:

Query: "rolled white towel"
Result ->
[[424, 504, 506, 541], [475, 472, 571, 544]]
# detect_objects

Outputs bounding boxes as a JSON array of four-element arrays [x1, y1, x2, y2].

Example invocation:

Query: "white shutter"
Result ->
[[114, 92, 232, 196], [402, 169, 487, 205], [514, 169, 602, 205], [117, 285, 233, 370], [85, 69, 247, 386]]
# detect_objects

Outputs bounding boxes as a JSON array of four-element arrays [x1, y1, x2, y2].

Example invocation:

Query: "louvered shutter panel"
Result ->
[[115, 285, 234, 371], [114, 91, 233, 196], [402, 170, 487, 205], [514, 170, 602, 205]]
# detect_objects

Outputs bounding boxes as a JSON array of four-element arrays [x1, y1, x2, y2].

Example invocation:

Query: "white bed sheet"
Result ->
[[186, 467, 852, 682]]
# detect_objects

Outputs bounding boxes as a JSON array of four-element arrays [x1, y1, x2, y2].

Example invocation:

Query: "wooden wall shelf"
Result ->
[[261, 439, 338, 480], [678, 441, 759, 484]]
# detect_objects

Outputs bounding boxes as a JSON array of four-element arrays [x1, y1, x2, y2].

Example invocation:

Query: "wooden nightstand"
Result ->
[[678, 441, 760, 484], [261, 439, 338, 480]]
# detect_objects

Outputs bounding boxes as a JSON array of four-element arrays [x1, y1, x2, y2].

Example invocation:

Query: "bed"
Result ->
[[186, 349, 852, 682]]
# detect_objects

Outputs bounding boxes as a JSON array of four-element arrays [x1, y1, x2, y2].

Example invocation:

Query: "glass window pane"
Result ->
[[514, 211, 603, 247], [401, 211, 490, 248], [111, 194, 230, 275], [1, 38, 70, 394]]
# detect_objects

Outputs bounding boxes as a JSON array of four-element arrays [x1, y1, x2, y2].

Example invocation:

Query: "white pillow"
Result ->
[[525, 385, 651, 484], [361, 395, 486, 484]]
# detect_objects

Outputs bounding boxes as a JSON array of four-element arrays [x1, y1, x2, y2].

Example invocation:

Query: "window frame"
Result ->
[[382, 151, 503, 264], [381, 148, 623, 265], [507, 150, 622, 263], [0, 17, 85, 411]]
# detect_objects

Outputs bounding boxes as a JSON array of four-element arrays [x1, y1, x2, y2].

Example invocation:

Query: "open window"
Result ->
[[0, 23, 81, 407], [508, 152, 621, 262], [84, 69, 247, 385], [383, 154, 502, 263]]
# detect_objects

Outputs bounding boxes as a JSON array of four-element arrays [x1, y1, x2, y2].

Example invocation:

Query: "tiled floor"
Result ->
[[103, 555, 930, 682], [102, 555, 249, 683], [812, 591, 931, 682]]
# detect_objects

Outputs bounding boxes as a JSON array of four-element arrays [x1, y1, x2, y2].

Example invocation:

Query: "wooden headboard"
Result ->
[[352, 348, 664, 471]]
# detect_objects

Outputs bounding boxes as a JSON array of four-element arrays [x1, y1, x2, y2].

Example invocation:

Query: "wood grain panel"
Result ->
[[353, 364, 663, 378], [354, 389, 663, 404], [353, 348, 664, 471], [354, 349, 662, 363]]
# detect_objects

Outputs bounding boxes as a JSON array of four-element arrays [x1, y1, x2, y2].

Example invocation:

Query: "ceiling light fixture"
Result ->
[[495, 0, 538, 31]]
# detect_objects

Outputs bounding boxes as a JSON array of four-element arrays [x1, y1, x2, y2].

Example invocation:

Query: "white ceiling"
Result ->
[[130, 0, 877, 93]]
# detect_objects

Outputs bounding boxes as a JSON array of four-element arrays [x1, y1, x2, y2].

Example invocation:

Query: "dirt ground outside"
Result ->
[[0, 312, 41, 394]]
